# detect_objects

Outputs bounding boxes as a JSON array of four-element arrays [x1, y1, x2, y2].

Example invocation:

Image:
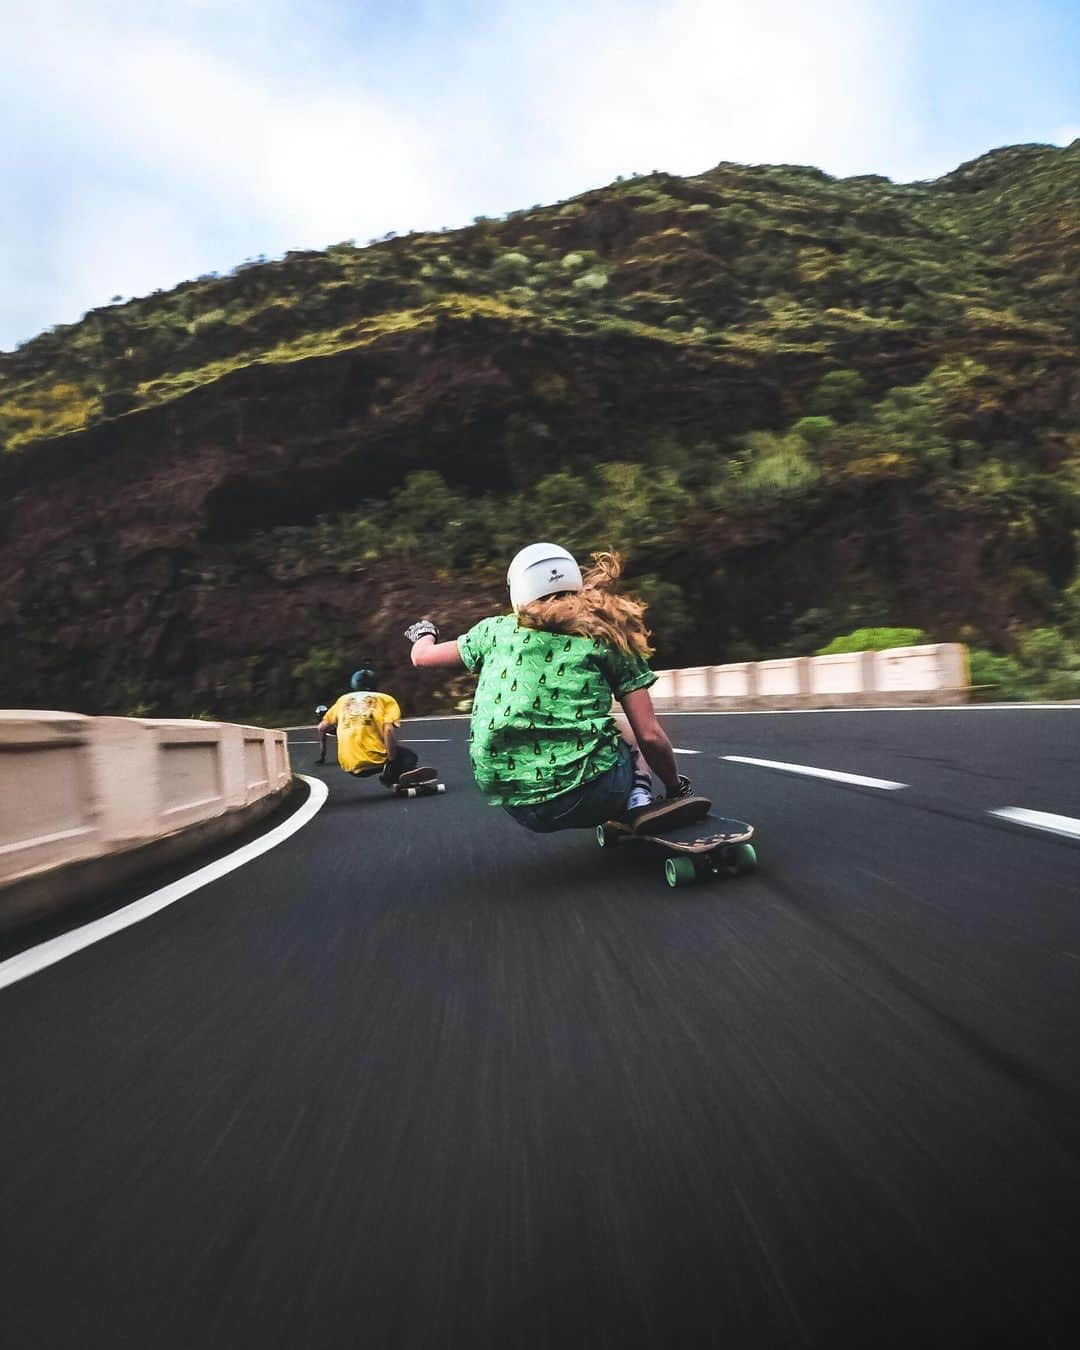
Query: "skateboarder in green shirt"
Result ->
[[404, 543, 700, 833]]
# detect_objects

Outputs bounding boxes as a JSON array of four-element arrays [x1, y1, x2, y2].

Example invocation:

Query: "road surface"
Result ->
[[1, 708, 1079, 1348]]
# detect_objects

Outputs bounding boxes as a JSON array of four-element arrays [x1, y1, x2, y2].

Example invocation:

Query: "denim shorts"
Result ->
[[502, 742, 634, 834]]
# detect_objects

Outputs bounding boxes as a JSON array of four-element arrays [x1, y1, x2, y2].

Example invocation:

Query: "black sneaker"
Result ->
[[629, 794, 711, 833]]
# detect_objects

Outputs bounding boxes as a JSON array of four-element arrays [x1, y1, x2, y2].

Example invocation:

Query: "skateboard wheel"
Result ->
[[665, 857, 697, 888], [404, 787, 417, 798], [596, 824, 618, 848], [436, 783, 446, 793], [726, 842, 757, 876]]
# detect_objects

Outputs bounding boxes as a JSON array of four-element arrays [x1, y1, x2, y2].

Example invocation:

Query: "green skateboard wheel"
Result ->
[[596, 824, 619, 848], [665, 856, 697, 888], [727, 842, 757, 875]]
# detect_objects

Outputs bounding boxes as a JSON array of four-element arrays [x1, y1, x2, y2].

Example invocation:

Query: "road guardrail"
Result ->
[[650, 644, 969, 710], [0, 712, 292, 932]]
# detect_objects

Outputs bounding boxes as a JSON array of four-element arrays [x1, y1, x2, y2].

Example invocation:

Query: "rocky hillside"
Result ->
[[1, 141, 1078, 718]]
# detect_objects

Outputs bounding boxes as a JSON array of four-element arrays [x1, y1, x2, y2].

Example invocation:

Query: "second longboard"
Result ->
[[395, 782, 447, 798]]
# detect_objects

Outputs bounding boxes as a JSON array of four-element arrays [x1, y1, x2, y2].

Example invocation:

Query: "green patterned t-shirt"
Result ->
[[457, 614, 657, 807]]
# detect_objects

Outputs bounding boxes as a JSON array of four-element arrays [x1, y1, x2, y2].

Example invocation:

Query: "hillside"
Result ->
[[1, 141, 1078, 718]]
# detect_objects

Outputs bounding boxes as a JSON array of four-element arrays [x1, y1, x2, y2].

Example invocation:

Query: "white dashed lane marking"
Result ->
[[989, 808, 1080, 841], [722, 755, 908, 791]]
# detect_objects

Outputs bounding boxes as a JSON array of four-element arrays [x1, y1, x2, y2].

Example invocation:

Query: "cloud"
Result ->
[[2, 1, 456, 346], [480, 0, 921, 197], [2, 0, 1068, 348], [10, 15, 446, 232]]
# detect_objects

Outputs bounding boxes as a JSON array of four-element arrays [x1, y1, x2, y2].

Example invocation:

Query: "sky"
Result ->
[[1, 0, 1077, 351]]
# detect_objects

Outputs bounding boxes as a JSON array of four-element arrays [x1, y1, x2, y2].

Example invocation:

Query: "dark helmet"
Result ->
[[350, 666, 377, 692]]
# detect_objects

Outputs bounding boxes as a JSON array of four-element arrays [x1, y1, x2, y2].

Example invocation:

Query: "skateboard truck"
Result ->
[[395, 782, 447, 798]]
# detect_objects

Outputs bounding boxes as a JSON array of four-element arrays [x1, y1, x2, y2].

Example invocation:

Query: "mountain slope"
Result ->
[[1, 142, 1078, 718]]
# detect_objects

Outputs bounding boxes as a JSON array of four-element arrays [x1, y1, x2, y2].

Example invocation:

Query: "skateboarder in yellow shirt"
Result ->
[[317, 666, 436, 789]]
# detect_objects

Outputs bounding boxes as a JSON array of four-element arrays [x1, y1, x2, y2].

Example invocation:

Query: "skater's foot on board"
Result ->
[[628, 791, 710, 833]]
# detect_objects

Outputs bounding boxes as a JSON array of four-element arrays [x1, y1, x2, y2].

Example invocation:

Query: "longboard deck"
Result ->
[[597, 813, 757, 887], [605, 813, 753, 852]]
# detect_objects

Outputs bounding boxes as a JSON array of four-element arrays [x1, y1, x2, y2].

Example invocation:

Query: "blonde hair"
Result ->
[[516, 551, 653, 657]]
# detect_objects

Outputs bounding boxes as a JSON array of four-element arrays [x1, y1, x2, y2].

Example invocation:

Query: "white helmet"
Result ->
[[507, 542, 583, 610]]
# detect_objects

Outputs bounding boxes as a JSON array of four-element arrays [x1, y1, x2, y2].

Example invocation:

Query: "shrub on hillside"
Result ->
[[719, 432, 822, 508], [968, 649, 1036, 700], [816, 627, 928, 655], [791, 415, 836, 447], [291, 643, 352, 696], [573, 269, 609, 291], [491, 251, 531, 281], [189, 308, 228, 334], [1016, 627, 1080, 699]]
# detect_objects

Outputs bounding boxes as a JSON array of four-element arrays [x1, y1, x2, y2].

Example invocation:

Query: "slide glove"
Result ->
[[404, 619, 440, 644], [666, 773, 694, 800]]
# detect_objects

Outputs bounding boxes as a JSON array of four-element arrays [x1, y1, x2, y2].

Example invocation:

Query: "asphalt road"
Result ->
[[2, 708, 1079, 1348]]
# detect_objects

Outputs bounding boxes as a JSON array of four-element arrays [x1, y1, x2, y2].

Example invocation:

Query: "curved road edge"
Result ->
[[0, 774, 329, 995]]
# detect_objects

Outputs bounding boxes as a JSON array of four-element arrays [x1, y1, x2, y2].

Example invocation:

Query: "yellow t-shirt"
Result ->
[[323, 692, 401, 773]]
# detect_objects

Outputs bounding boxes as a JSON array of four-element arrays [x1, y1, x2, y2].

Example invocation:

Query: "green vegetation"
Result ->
[[817, 628, 928, 655], [969, 630, 1080, 701], [4, 142, 1077, 452], [1, 141, 1078, 715], [251, 462, 695, 576], [290, 643, 353, 695]]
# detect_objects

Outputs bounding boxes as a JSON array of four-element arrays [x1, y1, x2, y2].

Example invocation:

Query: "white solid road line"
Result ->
[[723, 754, 908, 791], [0, 775, 329, 995], [671, 748, 701, 754], [989, 807, 1080, 841]]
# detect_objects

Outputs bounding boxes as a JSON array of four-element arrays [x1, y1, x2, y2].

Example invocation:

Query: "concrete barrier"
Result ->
[[649, 644, 969, 711], [0, 712, 292, 933], [874, 644, 969, 703], [675, 666, 713, 708], [757, 657, 810, 703], [651, 670, 679, 705], [809, 651, 877, 707], [711, 662, 757, 703]]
